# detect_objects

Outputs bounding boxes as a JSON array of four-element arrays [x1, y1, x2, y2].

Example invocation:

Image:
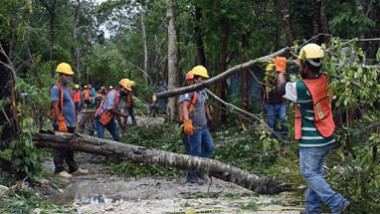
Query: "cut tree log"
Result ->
[[33, 131, 292, 195]]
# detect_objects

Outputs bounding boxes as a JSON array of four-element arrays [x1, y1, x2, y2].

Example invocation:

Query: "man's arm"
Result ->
[[205, 101, 212, 121], [276, 72, 286, 94], [51, 101, 60, 119], [182, 100, 191, 120]]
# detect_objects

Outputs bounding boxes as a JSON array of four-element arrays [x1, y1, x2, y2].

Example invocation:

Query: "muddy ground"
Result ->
[[39, 115, 304, 213]]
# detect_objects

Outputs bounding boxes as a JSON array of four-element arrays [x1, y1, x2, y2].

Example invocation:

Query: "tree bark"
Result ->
[[154, 36, 165, 85], [33, 132, 291, 194], [320, 0, 330, 45], [312, 0, 321, 43], [194, 6, 206, 66], [71, 0, 81, 85], [240, 33, 249, 116], [166, 1, 180, 121], [38, 0, 57, 77], [140, 8, 150, 82], [0, 40, 19, 147], [276, 0, 295, 46], [212, 23, 230, 127], [154, 47, 290, 99]]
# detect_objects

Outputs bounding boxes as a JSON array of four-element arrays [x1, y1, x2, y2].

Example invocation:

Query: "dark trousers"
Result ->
[[53, 125, 79, 174]]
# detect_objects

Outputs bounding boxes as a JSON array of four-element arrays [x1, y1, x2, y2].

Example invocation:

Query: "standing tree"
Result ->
[[277, 0, 295, 46], [166, 0, 180, 121], [38, 0, 57, 77]]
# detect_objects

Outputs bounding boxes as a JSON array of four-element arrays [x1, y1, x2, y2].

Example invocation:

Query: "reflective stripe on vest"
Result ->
[[73, 90, 81, 103], [295, 75, 335, 140]]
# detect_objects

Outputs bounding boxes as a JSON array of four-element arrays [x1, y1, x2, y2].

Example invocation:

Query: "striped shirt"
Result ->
[[282, 81, 335, 147]]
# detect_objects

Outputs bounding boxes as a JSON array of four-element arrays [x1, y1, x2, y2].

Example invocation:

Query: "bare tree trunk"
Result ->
[[277, 0, 295, 46], [320, 0, 330, 45], [71, 0, 81, 85], [194, 6, 206, 66], [140, 8, 149, 82], [312, 0, 321, 43], [166, 1, 180, 121], [0, 41, 18, 146], [38, 0, 57, 77], [240, 33, 249, 115], [154, 35, 165, 85], [33, 132, 291, 194], [212, 24, 230, 127]]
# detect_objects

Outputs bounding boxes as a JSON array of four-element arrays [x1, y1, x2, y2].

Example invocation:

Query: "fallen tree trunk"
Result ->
[[154, 47, 290, 99], [33, 131, 292, 195]]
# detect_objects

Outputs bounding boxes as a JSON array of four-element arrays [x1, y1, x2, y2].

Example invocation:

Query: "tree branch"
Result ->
[[154, 47, 290, 99]]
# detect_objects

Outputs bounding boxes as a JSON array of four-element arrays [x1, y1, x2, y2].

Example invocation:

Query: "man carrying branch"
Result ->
[[274, 44, 350, 214]]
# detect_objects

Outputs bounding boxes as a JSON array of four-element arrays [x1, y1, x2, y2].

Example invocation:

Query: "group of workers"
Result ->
[[50, 62, 138, 176], [50, 42, 349, 213]]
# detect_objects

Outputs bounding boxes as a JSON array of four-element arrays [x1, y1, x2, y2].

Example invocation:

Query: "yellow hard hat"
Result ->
[[265, 64, 275, 71], [84, 85, 88, 88], [119, 78, 132, 91], [75, 84, 80, 89], [109, 85, 113, 89], [130, 81, 136, 87], [298, 43, 324, 60], [191, 65, 209, 78], [56, 62, 74, 75]]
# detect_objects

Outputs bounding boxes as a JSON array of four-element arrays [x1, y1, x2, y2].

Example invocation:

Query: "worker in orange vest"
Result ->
[[50, 63, 88, 179], [274, 43, 349, 213], [181, 66, 214, 185], [91, 79, 131, 163], [82, 85, 90, 108], [72, 84, 82, 117]]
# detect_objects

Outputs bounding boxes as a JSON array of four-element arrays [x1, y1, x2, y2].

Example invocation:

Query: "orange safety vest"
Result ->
[[51, 82, 73, 132], [83, 89, 90, 100], [73, 90, 81, 103], [94, 89, 120, 125], [178, 92, 197, 122], [295, 75, 335, 140]]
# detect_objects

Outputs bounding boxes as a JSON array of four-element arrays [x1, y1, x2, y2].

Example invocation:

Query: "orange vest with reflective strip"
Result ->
[[51, 82, 73, 120], [73, 90, 81, 103], [178, 92, 197, 122], [94, 89, 120, 125], [83, 89, 90, 100], [295, 75, 335, 140]]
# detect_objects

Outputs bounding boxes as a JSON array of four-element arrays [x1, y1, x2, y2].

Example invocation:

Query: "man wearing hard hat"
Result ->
[[181, 65, 214, 185], [91, 78, 131, 163], [50, 63, 88, 179], [274, 44, 350, 213]]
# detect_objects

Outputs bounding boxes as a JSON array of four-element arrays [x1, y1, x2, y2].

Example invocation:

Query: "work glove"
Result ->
[[183, 119, 194, 135], [272, 56, 287, 74], [57, 115, 68, 132]]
